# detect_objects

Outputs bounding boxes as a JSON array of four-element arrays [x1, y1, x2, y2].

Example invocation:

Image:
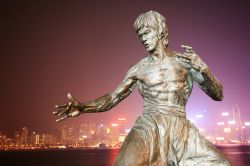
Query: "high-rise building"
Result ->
[[20, 127, 29, 145], [0, 131, 5, 149], [60, 125, 76, 145], [14, 131, 21, 146], [40, 134, 57, 145], [233, 105, 243, 141], [117, 118, 126, 144]]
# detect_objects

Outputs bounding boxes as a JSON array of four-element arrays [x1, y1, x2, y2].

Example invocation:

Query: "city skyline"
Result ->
[[2, 109, 250, 151], [0, 105, 248, 137], [1, 1, 250, 137]]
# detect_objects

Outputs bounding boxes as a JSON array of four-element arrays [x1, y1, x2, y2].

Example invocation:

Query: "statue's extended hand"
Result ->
[[176, 45, 207, 72], [53, 93, 81, 122]]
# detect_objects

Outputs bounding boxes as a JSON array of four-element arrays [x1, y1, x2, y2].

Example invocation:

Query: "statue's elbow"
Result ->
[[217, 94, 223, 101], [213, 91, 223, 101]]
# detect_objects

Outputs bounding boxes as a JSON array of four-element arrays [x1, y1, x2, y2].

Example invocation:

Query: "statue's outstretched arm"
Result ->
[[53, 65, 138, 122], [177, 45, 223, 101]]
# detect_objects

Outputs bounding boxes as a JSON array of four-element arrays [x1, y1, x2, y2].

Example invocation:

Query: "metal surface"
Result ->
[[54, 11, 231, 166]]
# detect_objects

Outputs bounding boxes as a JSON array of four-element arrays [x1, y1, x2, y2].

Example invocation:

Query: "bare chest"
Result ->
[[137, 59, 189, 86]]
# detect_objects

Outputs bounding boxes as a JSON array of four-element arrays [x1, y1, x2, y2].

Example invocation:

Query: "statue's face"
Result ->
[[138, 27, 159, 52]]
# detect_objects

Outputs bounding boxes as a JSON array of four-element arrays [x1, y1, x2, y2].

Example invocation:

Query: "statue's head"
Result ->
[[134, 11, 168, 51]]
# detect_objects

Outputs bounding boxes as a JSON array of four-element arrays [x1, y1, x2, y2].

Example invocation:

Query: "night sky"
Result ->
[[1, 0, 250, 137]]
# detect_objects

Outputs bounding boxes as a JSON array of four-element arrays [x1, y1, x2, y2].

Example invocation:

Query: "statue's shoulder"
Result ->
[[126, 56, 148, 77], [137, 56, 149, 66]]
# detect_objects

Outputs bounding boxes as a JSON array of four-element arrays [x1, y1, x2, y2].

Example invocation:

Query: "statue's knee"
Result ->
[[113, 154, 138, 166]]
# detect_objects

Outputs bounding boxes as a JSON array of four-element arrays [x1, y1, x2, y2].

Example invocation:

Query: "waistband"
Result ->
[[143, 105, 186, 118]]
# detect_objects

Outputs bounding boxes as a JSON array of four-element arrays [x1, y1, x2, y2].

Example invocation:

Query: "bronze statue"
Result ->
[[53, 11, 231, 166]]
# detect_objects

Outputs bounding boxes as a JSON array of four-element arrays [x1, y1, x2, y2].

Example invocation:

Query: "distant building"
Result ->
[[60, 125, 76, 145], [40, 134, 57, 145], [0, 131, 6, 149], [21, 127, 29, 145]]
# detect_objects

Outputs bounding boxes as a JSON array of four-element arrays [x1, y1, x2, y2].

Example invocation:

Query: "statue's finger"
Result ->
[[182, 58, 191, 64], [53, 108, 64, 115], [181, 44, 192, 49], [67, 93, 73, 100], [181, 45, 195, 53], [55, 104, 68, 109], [186, 48, 195, 54], [56, 115, 68, 122], [67, 93, 78, 104], [52, 110, 60, 115], [66, 102, 72, 112], [182, 52, 196, 60], [58, 110, 66, 116], [177, 54, 191, 61], [53, 106, 68, 115], [177, 56, 192, 66], [176, 53, 191, 60]]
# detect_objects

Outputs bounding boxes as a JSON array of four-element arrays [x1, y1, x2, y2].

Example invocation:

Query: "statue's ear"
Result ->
[[156, 17, 167, 40], [158, 21, 163, 36]]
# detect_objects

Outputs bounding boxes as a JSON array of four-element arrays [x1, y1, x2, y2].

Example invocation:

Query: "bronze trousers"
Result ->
[[113, 109, 231, 166]]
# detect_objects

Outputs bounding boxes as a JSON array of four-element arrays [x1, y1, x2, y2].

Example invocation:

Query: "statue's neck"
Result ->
[[149, 44, 172, 62]]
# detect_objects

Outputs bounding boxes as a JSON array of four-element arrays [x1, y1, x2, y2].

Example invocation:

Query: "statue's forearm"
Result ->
[[77, 94, 114, 113], [78, 84, 134, 113], [200, 67, 223, 101]]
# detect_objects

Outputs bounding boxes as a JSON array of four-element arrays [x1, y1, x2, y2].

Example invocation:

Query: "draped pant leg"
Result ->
[[113, 128, 150, 166], [178, 121, 232, 166]]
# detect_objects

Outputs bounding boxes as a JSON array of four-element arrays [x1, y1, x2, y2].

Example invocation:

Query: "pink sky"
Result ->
[[1, 0, 250, 136]]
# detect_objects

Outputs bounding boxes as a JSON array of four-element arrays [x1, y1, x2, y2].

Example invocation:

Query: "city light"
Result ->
[[195, 114, 203, 118], [107, 128, 110, 133], [206, 136, 211, 140], [2, 105, 250, 151], [228, 120, 236, 125], [119, 136, 125, 142], [217, 122, 225, 126], [221, 112, 229, 116], [224, 128, 231, 133], [111, 123, 118, 127], [216, 137, 225, 141], [230, 140, 240, 144], [125, 129, 131, 133], [199, 128, 204, 132], [245, 122, 250, 126]]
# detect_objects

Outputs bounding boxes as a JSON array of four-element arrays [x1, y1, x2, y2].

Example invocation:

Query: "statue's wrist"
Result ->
[[198, 61, 208, 73], [76, 102, 85, 112]]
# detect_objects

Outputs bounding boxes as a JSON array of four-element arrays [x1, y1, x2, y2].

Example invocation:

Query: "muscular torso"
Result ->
[[136, 55, 193, 110]]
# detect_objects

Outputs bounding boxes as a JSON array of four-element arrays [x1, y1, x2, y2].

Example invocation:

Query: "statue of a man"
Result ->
[[54, 11, 231, 166]]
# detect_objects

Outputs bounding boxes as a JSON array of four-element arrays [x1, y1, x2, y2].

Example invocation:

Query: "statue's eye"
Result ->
[[145, 30, 151, 34]]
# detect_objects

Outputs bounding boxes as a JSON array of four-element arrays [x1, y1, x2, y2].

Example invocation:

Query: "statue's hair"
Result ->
[[134, 11, 168, 46]]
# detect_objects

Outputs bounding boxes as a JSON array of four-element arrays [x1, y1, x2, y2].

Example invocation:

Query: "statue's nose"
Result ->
[[141, 35, 147, 42]]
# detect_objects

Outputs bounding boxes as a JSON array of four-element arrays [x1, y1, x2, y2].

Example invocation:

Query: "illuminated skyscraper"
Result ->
[[233, 105, 243, 141], [21, 127, 29, 145], [60, 125, 76, 145], [117, 118, 126, 143], [40, 134, 57, 145], [0, 131, 4, 149]]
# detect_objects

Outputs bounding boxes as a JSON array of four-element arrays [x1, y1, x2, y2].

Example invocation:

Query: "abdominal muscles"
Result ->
[[138, 80, 191, 108]]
